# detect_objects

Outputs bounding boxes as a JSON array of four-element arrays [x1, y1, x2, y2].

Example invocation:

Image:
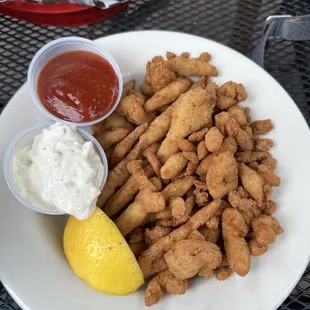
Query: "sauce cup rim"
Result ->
[[27, 36, 123, 127], [4, 121, 108, 216]]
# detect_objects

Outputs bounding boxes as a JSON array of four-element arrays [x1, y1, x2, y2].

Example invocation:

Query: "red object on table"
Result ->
[[0, 1, 130, 27]]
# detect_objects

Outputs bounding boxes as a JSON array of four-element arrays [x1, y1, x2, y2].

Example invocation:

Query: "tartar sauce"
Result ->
[[13, 124, 104, 220]]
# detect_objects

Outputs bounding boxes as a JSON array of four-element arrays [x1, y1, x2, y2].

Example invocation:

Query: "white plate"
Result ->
[[0, 31, 310, 310]]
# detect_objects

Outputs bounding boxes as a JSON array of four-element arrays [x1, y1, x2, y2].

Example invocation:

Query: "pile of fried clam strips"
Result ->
[[92, 51, 283, 307]]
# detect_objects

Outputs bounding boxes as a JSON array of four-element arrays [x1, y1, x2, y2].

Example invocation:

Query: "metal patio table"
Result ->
[[1, 0, 310, 309]]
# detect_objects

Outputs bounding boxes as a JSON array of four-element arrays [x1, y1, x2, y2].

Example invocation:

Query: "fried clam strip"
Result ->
[[206, 152, 238, 199], [144, 78, 191, 112], [102, 165, 155, 218], [216, 81, 248, 110], [160, 152, 188, 180], [161, 176, 197, 203], [138, 199, 222, 279], [157, 88, 213, 163], [127, 160, 158, 191], [228, 190, 261, 226], [143, 143, 161, 177], [145, 270, 188, 307], [116, 92, 156, 126], [114, 189, 165, 236], [166, 55, 218, 77], [222, 208, 251, 277], [110, 123, 149, 166], [146, 56, 177, 91], [97, 107, 173, 207], [122, 79, 136, 97], [239, 164, 264, 207], [189, 76, 207, 90], [164, 239, 222, 280], [92, 112, 134, 135], [156, 196, 195, 227], [96, 128, 130, 150]]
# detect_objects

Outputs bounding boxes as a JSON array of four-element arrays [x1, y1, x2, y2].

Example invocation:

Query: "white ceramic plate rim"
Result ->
[[0, 30, 310, 310]]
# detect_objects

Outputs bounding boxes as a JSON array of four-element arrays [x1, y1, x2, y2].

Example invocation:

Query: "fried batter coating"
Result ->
[[146, 56, 177, 91], [177, 139, 196, 152], [160, 152, 188, 180], [180, 52, 190, 58], [129, 241, 148, 259], [206, 152, 238, 199], [237, 186, 249, 198], [145, 270, 188, 307], [194, 188, 209, 207], [216, 255, 234, 281], [140, 82, 156, 97], [129, 228, 145, 243], [218, 136, 238, 155], [111, 123, 149, 166], [92, 112, 134, 135], [189, 76, 207, 90], [262, 156, 277, 171], [239, 164, 264, 207], [197, 140, 208, 160], [248, 162, 259, 170], [252, 215, 283, 246], [225, 118, 254, 151], [199, 52, 212, 62], [158, 88, 213, 163], [197, 153, 216, 177], [166, 51, 176, 60], [236, 151, 269, 163], [222, 208, 251, 276], [264, 201, 277, 216], [206, 216, 220, 230], [184, 161, 197, 177], [115, 189, 165, 236], [228, 190, 259, 214], [161, 176, 197, 203], [244, 107, 252, 123], [166, 56, 218, 77], [216, 266, 234, 281], [164, 239, 222, 279], [255, 139, 274, 152], [116, 93, 153, 125], [170, 197, 186, 219], [188, 127, 209, 143], [138, 199, 221, 279], [214, 111, 233, 135], [205, 82, 219, 108], [257, 164, 281, 186], [122, 79, 136, 97], [96, 128, 130, 150], [251, 119, 273, 135], [143, 143, 161, 177], [127, 160, 158, 191], [136, 106, 173, 150], [227, 104, 248, 126], [144, 78, 191, 112], [103, 165, 154, 217], [145, 226, 172, 244], [182, 151, 199, 164], [216, 81, 248, 110], [205, 127, 224, 152], [248, 238, 268, 256], [198, 226, 221, 243], [188, 230, 206, 241]]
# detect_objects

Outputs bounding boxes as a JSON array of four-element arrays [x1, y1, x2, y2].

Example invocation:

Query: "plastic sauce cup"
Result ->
[[27, 36, 123, 127], [4, 122, 108, 215]]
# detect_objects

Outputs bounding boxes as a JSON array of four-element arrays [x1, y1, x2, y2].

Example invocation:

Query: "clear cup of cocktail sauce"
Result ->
[[28, 37, 123, 126]]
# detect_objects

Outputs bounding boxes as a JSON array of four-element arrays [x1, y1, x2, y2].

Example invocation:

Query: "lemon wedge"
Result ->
[[63, 207, 144, 295]]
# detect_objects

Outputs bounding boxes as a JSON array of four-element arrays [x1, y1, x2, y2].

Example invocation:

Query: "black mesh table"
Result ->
[[1, 0, 310, 309]]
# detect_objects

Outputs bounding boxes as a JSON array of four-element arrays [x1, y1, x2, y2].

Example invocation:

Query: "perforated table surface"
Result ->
[[1, 0, 310, 309]]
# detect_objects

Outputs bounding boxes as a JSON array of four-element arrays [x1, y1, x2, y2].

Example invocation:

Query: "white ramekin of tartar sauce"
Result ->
[[4, 122, 108, 220]]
